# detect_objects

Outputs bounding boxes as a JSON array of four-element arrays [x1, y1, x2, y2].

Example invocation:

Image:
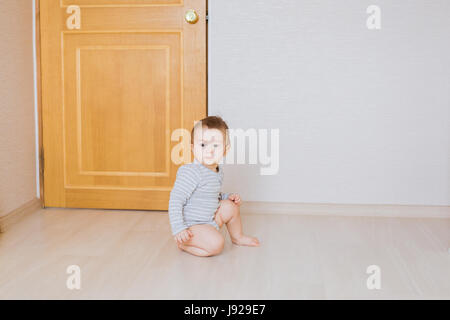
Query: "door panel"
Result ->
[[40, 0, 206, 210]]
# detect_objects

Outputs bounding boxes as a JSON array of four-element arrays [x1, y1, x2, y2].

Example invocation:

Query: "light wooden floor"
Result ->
[[0, 207, 448, 299]]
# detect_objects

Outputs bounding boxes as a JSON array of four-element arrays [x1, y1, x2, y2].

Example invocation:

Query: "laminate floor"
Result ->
[[0, 207, 448, 299]]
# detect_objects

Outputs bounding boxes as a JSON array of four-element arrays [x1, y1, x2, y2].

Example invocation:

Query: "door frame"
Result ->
[[35, 0, 44, 208], [35, 0, 209, 208]]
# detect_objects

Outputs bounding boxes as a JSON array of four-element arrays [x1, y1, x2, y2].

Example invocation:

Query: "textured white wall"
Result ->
[[208, 0, 450, 206]]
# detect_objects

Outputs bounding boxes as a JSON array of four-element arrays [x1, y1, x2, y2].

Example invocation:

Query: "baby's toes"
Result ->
[[251, 237, 260, 246], [244, 235, 260, 246]]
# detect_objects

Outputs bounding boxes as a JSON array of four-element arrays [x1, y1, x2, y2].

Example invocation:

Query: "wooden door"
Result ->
[[40, 0, 206, 210]]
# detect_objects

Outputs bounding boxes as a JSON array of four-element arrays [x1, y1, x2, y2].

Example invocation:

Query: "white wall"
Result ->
[[0, 0, 37, 216], [208, 0, 450, 206]]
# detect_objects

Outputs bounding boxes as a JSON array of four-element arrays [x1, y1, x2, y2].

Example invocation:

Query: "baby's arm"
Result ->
[[220, 192, 241, 205], [219, 192, 230, 200], [168, 165, 201, 236]]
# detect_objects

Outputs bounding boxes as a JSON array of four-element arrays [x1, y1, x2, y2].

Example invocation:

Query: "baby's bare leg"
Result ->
[[176, 224, 225, 257], [177, 243, 210, 257], [214, 200, 260, 246]]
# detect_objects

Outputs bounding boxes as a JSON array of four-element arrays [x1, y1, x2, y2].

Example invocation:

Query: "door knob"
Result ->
[[185, 9, 199, 24]]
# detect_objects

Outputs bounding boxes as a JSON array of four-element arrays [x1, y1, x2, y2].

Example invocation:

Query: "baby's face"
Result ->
[[192, 126, 227, 166]]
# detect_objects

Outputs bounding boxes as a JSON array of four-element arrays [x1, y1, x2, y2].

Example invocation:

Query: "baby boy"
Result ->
[[168, 116, 260, 257]]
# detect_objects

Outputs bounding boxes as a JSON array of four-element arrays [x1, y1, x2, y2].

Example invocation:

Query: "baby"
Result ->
[[168, 116, 260, 257]]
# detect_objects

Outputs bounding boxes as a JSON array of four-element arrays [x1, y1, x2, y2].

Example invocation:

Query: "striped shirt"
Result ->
[[168, 158, 230, 236]]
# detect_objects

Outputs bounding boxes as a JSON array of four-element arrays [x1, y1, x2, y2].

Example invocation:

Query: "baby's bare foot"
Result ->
[[231, 235, 260, 247]]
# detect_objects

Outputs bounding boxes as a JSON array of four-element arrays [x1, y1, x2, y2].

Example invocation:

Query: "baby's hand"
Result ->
[[174, 228, 193, 245], [228, 193, 241, 206]]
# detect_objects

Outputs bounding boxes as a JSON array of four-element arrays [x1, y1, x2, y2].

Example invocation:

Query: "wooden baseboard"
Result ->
[[0, 198, 42, 233], [0, 199, 447, 234], [240, 201, 450, 218]]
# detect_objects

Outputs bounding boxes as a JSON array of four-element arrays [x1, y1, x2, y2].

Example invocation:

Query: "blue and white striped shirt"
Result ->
[[168, 158, 230, 236]]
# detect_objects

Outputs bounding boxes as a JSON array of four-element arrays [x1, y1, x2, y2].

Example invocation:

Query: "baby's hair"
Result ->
[[191, 116, 230, 146]]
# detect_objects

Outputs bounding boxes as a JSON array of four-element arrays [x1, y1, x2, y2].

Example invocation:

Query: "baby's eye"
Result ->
[[213, 144, 219, 148], [200, 143, 206, 147]]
